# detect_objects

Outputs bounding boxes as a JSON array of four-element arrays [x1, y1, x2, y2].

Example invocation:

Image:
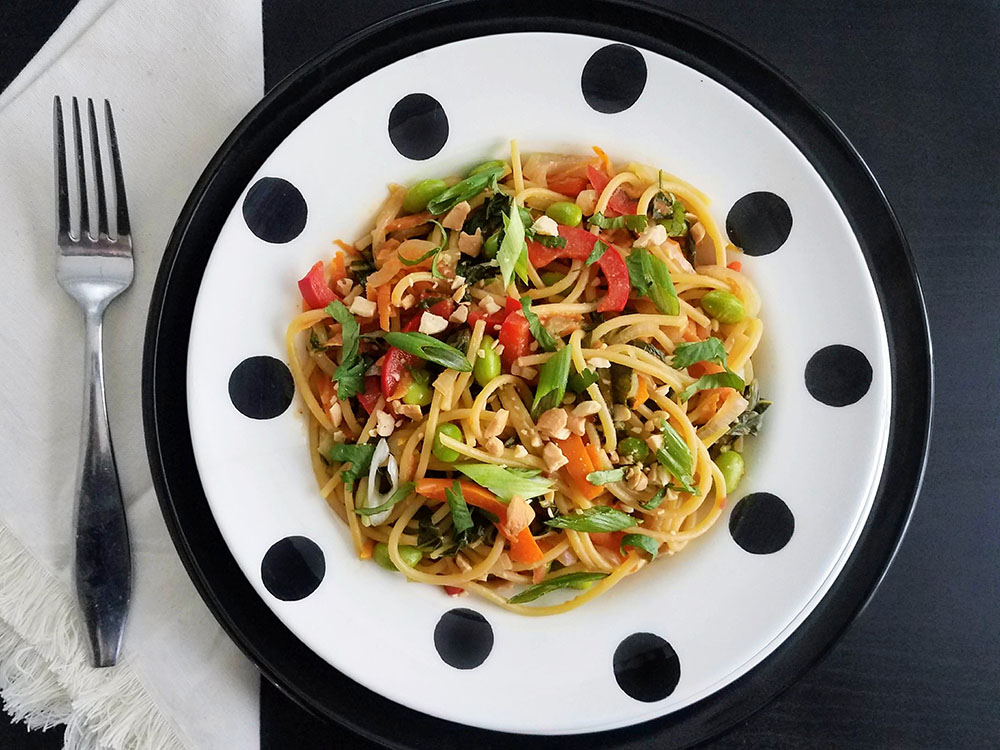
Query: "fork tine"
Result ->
[[71, 97, 90, 240], [53, 96, 71, 242], [103, 100, 130, 239], [87, 99, 109, 239]]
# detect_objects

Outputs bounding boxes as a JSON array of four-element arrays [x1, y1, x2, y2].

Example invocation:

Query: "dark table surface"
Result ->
[[2, 1, 998, 748]]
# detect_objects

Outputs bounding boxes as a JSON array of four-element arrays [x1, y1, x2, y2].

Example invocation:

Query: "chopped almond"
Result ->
[[536, 408, 569, 440], [542, 441, 569, 472], [374, 409, 395, 437], [442, 200, 472, 230], [572, 400, 601, 417], [566, 415, 587, 436], [626, 465, 648, 491], [482, 409, 510, 439], [484, 436, 505, 457], [501, 495, 535, 537], [612, 404, 632, 422], [458, 229, 483, 256], [512, 445, 528, 458]]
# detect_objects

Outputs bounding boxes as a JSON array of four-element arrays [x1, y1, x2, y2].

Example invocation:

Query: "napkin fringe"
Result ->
[[0, 523, 186, 750]]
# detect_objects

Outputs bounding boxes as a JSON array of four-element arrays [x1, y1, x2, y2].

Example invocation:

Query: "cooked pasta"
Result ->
[[286, 144, 769, 615]]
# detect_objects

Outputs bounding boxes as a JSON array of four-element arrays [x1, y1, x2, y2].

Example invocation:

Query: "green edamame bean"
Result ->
[[433, 423, 464, 463], [473, 337, 502, 387], [373, 543, 423, 571], [618, 437, 649, 463], [539, 271, 564, 286], [716, 450, 745, 494], [483, 232, 500, 259], [700, 290, 745, 324], [545, 201, 583, 228], [403, 379, 432, 406], [402, 178, 447, 214], [468, 159, 506, 177]]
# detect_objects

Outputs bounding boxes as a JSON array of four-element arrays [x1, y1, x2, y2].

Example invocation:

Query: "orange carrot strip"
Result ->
[[385, 212, 431, 232], [687, 360, 725, 378], [727, 260, 742, 272], [334, 239, 355, 254], [556, 434, 603, 500], [591, 145, 613, 177], [377, 286, 391, 331], [330, 252, 347, 282], [632, 375, 649, 409], [359, 538, 374, 560]]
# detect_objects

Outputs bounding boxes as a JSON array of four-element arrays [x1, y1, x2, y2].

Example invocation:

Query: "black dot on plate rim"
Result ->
[[581, 43, 648, 114], [242, 177, 308, 244], [613, 632, 681, 702], [729, 493, 795, 555], [261, 536, 326, 601], [726, 191, 792, 256], [228, 355, 295, 420], [388, 93, 449, 160], [805, 344, 873, 407], [433, 608, 493, 670]]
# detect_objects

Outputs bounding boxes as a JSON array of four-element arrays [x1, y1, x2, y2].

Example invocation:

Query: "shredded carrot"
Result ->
[[682, 320, 709, 342], [385, 212, 432, 232], [727, 260, 742, 272], [557, 434, 603, 500], [359, 538, 374, 560], [377, 286, 391, 331], [592, 145, 613, 177], [334, 239, 355, 255], [632, 375, 649, 409], [330, 252, 347, 282], [312, 370, 336, 413], [687, 360, 725, 378]]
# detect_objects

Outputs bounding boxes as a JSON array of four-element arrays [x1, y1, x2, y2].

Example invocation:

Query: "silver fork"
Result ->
[[54, 96, 133, 668]]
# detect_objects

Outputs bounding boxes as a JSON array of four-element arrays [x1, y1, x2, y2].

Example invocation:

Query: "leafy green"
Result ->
[[454, 463, 554, 501], [498, 202, 528, 289], [325, 301, 365, 399], [463, 192, 510, 237], [680, 371, 745, 402], [655, 422, 697, 493], [354, 482, 416, 516], [545, 506, 636, 532], [671, 338, 728, 370], [641, 487, 667, 510], [530, 344, 572, 418], [426, 167, 504, 215], [456, 257, 500, 286], [665, 199, 688, 237], [520, 298, 558, 352], [620, 533, 659, 559], [445, 481, 474, 535], [507, 572, 609, 604], [590, 212, 648, 232], [633, 341, 669, 363], [716, 381, 771, 447], [586, 468, 625, 485], [535, 234, 568, 249], [325, 442, 376, 489], [610, 362, 632, 404], [383, 332, 472, 372], [349, 248, 376, 286], [626, 247, 679, 315], [585, 239, 609, 266], [567, 367, 599, 394]]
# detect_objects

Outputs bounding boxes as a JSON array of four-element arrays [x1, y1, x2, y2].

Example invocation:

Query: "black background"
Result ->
[[2, 1, 998, 748]]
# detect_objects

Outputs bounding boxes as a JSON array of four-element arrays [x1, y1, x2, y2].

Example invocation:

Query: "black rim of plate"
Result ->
[[142, 1, 932, 748]]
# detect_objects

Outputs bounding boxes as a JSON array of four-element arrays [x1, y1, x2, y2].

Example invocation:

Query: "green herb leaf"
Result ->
[[520, 298, 558, 353], [626, 247, 679, 315], [530, 344, 572, 418], [325, 300, 365, 398], [426, 167, 504, 215], [680, 371, 745, 402], [325, 442, 376, 489], [717, 381, 772, 448], [383, 332, 472, 372], [655, 422, 697, 493], [498, 202, 528, 289], [586, 468, 625, 485], [620, 533, 659, 559], [590, 212, 648, 232], [332, 358, 365, 401], [454, 463, 554, 501], [535, 234, 567, 249], [445, 481, 474, 535], [633, 341, 669, 363], [545, 506, 636, 532], [666, 199, 688, 237], [671, 338, 728, 370], [641, 487, 667, 510], [456, 257, 500, 285], [354, 482, 416, 516], [567, 367, 599, 393], [507, 572, 609, 604], [584, 239, 608, 266]]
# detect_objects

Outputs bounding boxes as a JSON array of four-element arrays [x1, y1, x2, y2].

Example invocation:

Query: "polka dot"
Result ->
[[242, 177, 307, 243], [805, 345, 873, 407], [228, 356, 294, 420], [613, 633, 680, 702], [729, 493, 794, 554], [388, 93, 449, 160], [726, 192, 792, 256], [261, 536, 325, 601], [433, 608, 493, 669], [581, 44, 647, 114]]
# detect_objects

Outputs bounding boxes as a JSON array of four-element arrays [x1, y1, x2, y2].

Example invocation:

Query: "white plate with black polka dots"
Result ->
[[145, 2, 930, 746]]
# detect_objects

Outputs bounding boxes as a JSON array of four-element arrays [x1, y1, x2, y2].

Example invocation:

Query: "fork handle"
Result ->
[[74, 308, 132, 667]]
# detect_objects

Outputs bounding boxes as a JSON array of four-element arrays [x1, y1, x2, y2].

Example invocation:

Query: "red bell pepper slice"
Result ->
[[357, 375, 381, 414], [527, 226, 629, 313], [381, 303, 456, 399], [297, 261, 337, 310], [469, 296, 519, 334], [586, 165, 638, 216], [498, 310, 532, 368], [546, 174, 589, 197]]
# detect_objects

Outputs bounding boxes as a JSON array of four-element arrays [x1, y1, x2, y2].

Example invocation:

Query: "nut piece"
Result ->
[[645, 434, 664, 453], [512, 445, 529, 458], [576, 189, 598, 215], [393, 402, 422, 420], [625, 465, 648, 492], [449, 304, 469, 324], [572, 400, 602, 417], [482, 409, 510, 440], [589, 357, 612, 369], [400, 294, 416, 310], [328, 400, 343, 428], [349, 296, 377, 318], [335, 278, 353, 296], [542, 441, 569, 472], [418, 312, 449, 335], [501, 495, 536, 538], [566, 415, 587, 436], [633, 222, 668, 249], [480, 296, 502, 315], [484, 436, 505, 457], [442, 200, 472, 230], [530, 215, 560, 237], [612, 404, 632, 422], [536, 408, 570, 441], [374, 409, 395, 437], [458, 229, 483, 256], [511, 362, 537, 380]]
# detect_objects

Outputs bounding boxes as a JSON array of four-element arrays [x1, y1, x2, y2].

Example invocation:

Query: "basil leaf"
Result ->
[[456, 256, 500, 286], [567, 367, 599, 393], [671, 338, 727, 370], [590, 212, 648, 232], [633, 341, 669, 363], [545, 506, 636, 532], [332, 358, 365, 401], [325, 442, 376, 489], [680, 371, 745, 402], [620, 533, 658, 559], [530, 344, 572, 418], [520, 298, 558, 352], [507, 572, 609, 604], [445, 481, 474, 534], [655, 422, 697, 493], [325, 300, 365, 398], [626, 246, 654, 297], [641, 487, 667, 510], [585, 239, 608, 266], [498, 202, 528, 289], [384, 332, 472, 372], [666, 199, 688, 237], [646, 251, 680, 315], [535, 234, 567, 249], [426, 167, 504, 215], [454, 463, 554, 501], [354, 481, 416, 516], [586, 468, 625, 485], [717, 382, 771, 448]]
